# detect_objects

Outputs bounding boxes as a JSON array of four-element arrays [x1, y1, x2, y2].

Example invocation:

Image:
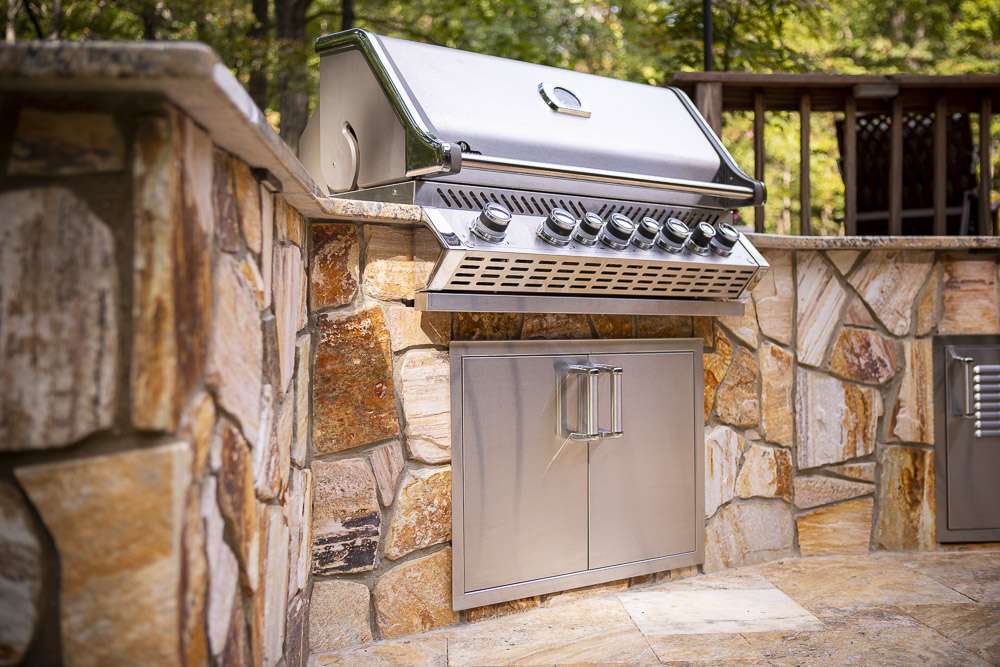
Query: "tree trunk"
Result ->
[[341, 0, 354, 30], [248, 0, 269, 110], [274, 0, 311, 152], [6, 0, 18, 42]]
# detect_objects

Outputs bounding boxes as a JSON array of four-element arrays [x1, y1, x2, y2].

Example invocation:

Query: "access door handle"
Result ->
[[950, 350, 975, 417], [566, 364, 623, 441]]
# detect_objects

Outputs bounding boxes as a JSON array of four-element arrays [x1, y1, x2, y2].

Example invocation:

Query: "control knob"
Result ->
[[572, 211, 603, 246], [632, 217, 660, 249], [686, 221, 716, 255], [470, 202, 512, 243], [599, 212, 635, 250], [537, 207, 576, 246], [655, 218, 691, 253], [710, 221, 740, 256]]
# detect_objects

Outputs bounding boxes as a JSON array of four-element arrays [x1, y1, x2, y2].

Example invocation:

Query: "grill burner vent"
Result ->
[[431, 185, 723, 227], [445, 252, 755, 298]]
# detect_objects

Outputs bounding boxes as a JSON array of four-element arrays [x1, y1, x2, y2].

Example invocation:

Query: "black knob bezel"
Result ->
[[710, 221, 740, 256], [686, 221, 716, 255], [573, 211, 603, 245], [537, 207, 576, 246], [599, 212, 635, 249], [471, 202, 512, 242], [632, 217, 660, 248], [656, 218, 690, 253]]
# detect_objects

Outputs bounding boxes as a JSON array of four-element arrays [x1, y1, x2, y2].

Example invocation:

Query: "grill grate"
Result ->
[[431, 185, 723, 227], [445, 252, 755, 298]]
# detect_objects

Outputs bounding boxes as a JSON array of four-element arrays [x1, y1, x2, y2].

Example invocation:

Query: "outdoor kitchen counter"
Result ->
[[748, 233, 1000, 250]]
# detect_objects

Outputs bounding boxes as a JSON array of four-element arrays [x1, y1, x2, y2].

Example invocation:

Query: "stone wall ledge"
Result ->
[[747, 234, 1000, 251]]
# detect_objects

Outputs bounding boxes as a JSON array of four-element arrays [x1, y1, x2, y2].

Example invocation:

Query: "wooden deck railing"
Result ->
[[672, 73, 1000, 236]]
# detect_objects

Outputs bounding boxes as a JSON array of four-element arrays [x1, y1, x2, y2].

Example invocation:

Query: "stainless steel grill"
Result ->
[[302, 29, 769, 315]]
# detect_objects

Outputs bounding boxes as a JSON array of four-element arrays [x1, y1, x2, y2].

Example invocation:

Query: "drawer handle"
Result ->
[[591, 364, 624, 439], [566, 364, 623, 441], [950, 350, 975, 417]]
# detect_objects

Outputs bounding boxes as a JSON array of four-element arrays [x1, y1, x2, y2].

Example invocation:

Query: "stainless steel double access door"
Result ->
[[450, 339, 705, 611], [935, 335, 1000, 542]]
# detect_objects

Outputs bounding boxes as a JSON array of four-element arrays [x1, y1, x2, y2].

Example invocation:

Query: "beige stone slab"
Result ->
[[311, 635, 447, 666], [901, 603, 1000, 665], [900, 551, 1000, 603], [444, 596, 658, 666], [704, 500, 794, 572], [796, 252, 847, 367], [848, 250, 934, 336], [940, 256, 1000, 334], [751, 556, 971, 610], [796, 497, 873, 556], [645, 632, 766, 664], [752, 250, 793, 346], [618, 579, 822, 636], [875, 445, 936, 551]]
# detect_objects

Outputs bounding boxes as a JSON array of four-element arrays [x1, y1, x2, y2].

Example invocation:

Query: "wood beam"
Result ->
[[800, 93, 812, 235], [844, 96, 857, 236], [695, 82, 723, 135], [934, 97, 948, 236], [889, 97, 903, 235], [980, 96, 994, 234], [753, 92, 765, 233]]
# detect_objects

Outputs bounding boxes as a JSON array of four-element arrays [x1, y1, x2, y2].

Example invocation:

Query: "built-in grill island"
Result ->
[[302, 30, 770, 609]]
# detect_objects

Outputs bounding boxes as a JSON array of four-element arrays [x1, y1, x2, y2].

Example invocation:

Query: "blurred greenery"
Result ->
[[7, 0, 999, 234]]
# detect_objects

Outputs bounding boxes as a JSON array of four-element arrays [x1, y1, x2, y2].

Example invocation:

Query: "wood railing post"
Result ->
[[844, 96, 857, 236], [934, 97, 948, 236], [980, 95, 994, 234], [695, 82, 723, 135], [753, 92, 765, 232], [799, 93, 812, 235], [889, 97, 904, 235]]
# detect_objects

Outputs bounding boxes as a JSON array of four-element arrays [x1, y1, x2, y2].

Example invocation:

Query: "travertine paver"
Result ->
[[309, 549, 1000, 666]]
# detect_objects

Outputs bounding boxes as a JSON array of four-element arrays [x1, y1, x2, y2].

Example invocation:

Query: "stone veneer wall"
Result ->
[[307, 222, 1000, 653], [1, 102, 313, 665]]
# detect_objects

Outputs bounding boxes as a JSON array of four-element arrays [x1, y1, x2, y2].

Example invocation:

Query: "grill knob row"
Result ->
[[474, 203, 741, 258]]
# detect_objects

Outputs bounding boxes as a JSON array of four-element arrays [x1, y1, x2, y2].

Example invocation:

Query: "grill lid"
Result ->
[[307, 30, 764, 209]]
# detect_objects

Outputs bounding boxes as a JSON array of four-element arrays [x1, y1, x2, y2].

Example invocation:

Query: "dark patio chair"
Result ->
[[835, 112, 995, 235]]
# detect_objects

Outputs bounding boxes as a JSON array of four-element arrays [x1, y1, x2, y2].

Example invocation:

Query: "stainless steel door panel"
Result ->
[[944, 344, 1000, 531], [461, 354, 589, 591], [588, 353, 698, 568]]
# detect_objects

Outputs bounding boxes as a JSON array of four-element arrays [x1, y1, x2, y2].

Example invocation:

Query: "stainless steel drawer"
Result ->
[[935, 335, 1000, 542], [451, 339, 705, 610]]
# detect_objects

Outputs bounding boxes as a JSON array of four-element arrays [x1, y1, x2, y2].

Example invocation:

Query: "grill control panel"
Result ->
[[420, 203, 769, 301]]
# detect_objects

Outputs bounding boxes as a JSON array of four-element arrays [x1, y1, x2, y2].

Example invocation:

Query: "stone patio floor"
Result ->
[[310, 549, 1000, 666]]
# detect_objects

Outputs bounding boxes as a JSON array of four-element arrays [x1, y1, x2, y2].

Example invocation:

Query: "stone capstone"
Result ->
[[384, 466, 452, 560], [309, 581, 373, 653], [796, 252, 847, 367], [704, 500, 794, 573], [876, 445, 936, 550], [828, 326, 898, 385], [796, 368, 881, 469], [752, 251, 794, 345], [891, 338, 934, 444], [313, 307, 398, 454], [0, 482, 43, 665], [0, 187, 118, 450], [368, 440, 406, 506], [715, 347, 760, 427], [9, 108, 125, 175], [310, 223, 359, 310], [794, 475, 874, 510], [848, 250, 934, 336], [735, 444, 792, 502], [796, 497, 874, 556], [373, 548, 458, 639], [759, 342, 794, 447], [705, 425, 742, 517], [15, 442, 191, 667], [312, 459, 381, 575], [399, 349, 451, 464], [939, 257, 999, 334]]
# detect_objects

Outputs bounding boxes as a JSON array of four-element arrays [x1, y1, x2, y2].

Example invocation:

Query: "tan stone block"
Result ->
[[797, 497, 873, 556], [715, 347, 759, 428], [16, 442, 191, 667], [797, 252, 847, 367], [213, 150, 242, 252], [826, 250, 860, 275], [261, 186, 274, 310], [464, 597, 541, 623], [262, 506, 290, 667], [876, 445, 936, 550], [281, 198, 304, 247], [705, 425, 742, 517], [703, 326, 733, 420], [0, 482, 43, 665], [363, 226, 429, 301], [891, 338, 935, 444], [220, 588, 249, 666], [232, 159, 262, 254], [826, 461, 876, 482], [399, 349, 451, 464], [9, 108, 125, 175], [275, 393, 294, 496], [312, 459, 380, 574], [828, 326, 899, 385], [735, 444, 792, 502], [273, 244, 304, 394], [180, 392, 216, 480], [311, 635, 447, 666], [522, 313, 592, 339], [202, 477, 239, 657], [207, 254, 263, 446], [453, 312, 522, 340], [310, 223, 359, 309], [293, 334, 311, 467], [636, 315, 693, 338], [239, 255, 267, 310], [915, 265, 941, 336], [284, 593, 308, 667], [794, 475, 874, 510], [704, 500, 794, 572], [843, 293, 878, 328], [285, 468, 313, 595], [382, 303, 450, 351], [759, 342, 794, 447], [374, 548, 458, 639], [385, 466, 452, 560], [313, 307, 398, 454], [367, 440, 405, 506], [796, 368, 881, 469], [541, 579, 628, 606], [940, 256, 999, 334], [309, 581, 373, 652], [214, 418, 260, 591], [719, 297, 759, 348], [849, 250, 934, 336], [1, 188, 118, 449], [590, 314, 635, 338], [752, 250, 794, 345], [184, 477, 212, 667]]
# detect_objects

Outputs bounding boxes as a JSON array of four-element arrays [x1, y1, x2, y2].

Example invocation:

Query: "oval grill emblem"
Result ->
[[538, 82, 591, 118]]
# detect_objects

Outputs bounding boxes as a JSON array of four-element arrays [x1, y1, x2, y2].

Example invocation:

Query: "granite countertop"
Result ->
[[4, 41, 998, 248]]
